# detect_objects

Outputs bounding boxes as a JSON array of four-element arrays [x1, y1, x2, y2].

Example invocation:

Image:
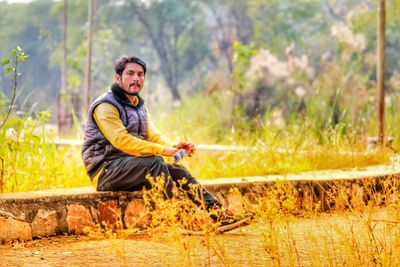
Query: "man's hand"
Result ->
[[175, 141, 196, 157], [162, 147, 179, 157]]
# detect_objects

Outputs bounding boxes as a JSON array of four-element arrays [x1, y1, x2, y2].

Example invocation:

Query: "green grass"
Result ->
[[0, 92, 394, 193], [183, 145, 390, 180], [0, 129, 391, 193], [0, 113, 90, 193]]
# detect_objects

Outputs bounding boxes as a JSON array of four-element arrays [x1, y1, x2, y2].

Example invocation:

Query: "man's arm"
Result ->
[[93, 103, 177, 156]]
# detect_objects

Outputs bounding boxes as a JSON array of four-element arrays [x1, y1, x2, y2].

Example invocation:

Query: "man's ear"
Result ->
[[114, 73, 121, 83]]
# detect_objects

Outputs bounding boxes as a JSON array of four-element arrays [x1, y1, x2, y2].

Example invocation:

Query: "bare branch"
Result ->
[[0, 56, 18, 130], [320, 0, 344, 21]]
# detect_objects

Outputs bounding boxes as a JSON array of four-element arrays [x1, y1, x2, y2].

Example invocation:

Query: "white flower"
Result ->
[[246, 49, 288, 81], [6, 128, 18, 141], [270, 109, 286, 129], [331, 21, 366, 52], [295, 87, 307, 98]]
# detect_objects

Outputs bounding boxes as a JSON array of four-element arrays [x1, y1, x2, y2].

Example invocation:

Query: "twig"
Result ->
[[370, 219, 400, 224], [0, 156, 3, 193], [0, 55, 18, 130]]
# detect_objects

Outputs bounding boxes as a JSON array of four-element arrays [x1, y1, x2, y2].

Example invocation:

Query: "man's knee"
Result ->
[[167, 163, 195, 181], [149, 155, 164, 165], [148, 156, 167, 171], [146, 156, 170, 180]]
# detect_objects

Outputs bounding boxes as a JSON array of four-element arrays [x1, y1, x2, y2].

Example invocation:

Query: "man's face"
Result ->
[[115, 62, 145, 95]]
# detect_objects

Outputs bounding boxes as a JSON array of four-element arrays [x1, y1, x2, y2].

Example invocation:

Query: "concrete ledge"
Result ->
[[1, 162, 400, 243]]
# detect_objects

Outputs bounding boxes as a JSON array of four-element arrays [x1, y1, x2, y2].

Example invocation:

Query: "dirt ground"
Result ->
[[0, 209, 399, 266]]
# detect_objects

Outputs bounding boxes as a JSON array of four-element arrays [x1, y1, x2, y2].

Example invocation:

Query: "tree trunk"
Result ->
[[135, 7, 181, 102], [209, 6, 234, 74], [58, 0, 68, 135], [84, 0, 95, 117], [164, 73, 180, 102]]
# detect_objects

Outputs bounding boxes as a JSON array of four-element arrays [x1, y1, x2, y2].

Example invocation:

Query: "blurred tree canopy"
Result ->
[[0, 0, 399, 134]]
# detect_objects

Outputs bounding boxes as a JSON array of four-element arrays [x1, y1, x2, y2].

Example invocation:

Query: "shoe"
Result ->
[[216, 209, 253, 224], [179, 210, 254, 235], [213, 210, 254, 233]]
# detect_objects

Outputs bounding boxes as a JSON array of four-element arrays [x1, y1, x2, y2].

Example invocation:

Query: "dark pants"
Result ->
[[97, 156, 221, 210]]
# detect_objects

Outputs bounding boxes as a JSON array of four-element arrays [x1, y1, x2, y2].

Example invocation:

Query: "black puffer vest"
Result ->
[[81, 84, 148, 179]]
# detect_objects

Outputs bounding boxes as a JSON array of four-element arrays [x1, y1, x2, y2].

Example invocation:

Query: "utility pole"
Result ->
[[377, 0, 385, 145], [84, 0, 95, 116]]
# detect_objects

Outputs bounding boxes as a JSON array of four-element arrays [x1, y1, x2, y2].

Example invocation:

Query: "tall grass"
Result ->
[[156, 91, 392, 179], [78, 175, 400, 266], [0, 113, 89, 193], [0, 89, 394, 193]]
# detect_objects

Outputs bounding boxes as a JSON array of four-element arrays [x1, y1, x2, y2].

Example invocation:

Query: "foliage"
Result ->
[[1, 46, 29, 130], [155, 91, 235, 144], [0, 0, 399, 145], [0, 0, 398, 193], [0, 0, 60, 112], [0, 112, 89, 193], [231, 41, 258, 94], [0, 47, 87, 193], [1, 3, 400, 265], [0, 87, 392, 192], [118, 0, 213, 101], [351, 1, 400, 80], [157, 93, 391, 179], [248, 0, 330, 55], [1, 46, 29, 192], [56, 175, 400, 266]]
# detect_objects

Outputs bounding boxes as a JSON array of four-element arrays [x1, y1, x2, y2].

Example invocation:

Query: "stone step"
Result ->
[[1, 161, 400, 243]]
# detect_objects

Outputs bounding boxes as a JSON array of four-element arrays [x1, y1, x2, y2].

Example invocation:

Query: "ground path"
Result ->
[[1, 208, 398, 266]]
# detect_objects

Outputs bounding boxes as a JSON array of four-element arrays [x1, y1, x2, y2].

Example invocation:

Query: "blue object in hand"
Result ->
[[174, 149, 187, 163]]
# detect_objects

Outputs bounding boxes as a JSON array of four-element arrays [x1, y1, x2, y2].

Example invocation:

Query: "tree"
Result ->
[[0, 1, 60, 112], [120, 0, 211, 103], [248, 0, 330, 56], [202, 0, 254, 74], [1, 47, 29, 193], [61, 0, 68, 93]]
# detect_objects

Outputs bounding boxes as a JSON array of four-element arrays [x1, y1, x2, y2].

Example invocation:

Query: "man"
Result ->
[[81, 55, 248, 228]]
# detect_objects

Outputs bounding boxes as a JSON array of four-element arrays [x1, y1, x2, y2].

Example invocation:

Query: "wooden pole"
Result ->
[[84, 0, 95, 117], [58, 0, 68, 135], [61, 0, 68, 92], [377, 0, 386, 145]]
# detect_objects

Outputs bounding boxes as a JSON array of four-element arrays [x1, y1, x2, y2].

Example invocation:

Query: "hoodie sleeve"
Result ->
[[93, 103, 166, 156]]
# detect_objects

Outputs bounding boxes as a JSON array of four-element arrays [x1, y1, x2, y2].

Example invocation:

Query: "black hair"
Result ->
[[114, 55, 147, 76]]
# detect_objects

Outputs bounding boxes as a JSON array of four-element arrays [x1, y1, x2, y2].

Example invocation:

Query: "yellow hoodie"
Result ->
[[93, 100, 172, 157]]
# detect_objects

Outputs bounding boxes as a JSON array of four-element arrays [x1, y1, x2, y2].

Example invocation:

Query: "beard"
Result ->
[[123, 83, 141, 95]]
